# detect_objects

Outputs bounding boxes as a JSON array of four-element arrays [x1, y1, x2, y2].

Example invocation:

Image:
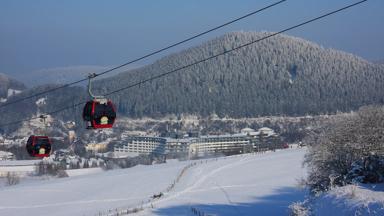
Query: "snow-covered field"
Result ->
[[0, 160, 37, 177], [146, 149, 307, 216], [0, 148, 307, 216]]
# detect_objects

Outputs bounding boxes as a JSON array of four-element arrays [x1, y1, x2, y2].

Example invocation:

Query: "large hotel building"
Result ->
[[113, 127, 281, 158]]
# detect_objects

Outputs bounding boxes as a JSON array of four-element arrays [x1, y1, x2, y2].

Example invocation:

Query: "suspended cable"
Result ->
[[0, 0, 287, 109], [0, 0, 368, 128]]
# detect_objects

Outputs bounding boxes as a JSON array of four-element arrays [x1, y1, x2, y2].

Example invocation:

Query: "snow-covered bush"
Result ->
[[304, 106, 384, 193], [346, 155, 384, 184], [102, 159, 118, 170], [56, 170, 69, 178], [5, 172, 20, 186], [35, 160, 66, 176], [289, 201, 310, 216], [308, 184, 384, 215]]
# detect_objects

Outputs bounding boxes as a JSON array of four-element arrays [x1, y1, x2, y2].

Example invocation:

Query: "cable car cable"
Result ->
[[0, 0, 287, 110], [0, 0, 369, 128]]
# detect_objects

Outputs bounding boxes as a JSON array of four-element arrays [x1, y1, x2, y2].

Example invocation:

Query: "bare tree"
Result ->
[[6, 172, 20, 186]]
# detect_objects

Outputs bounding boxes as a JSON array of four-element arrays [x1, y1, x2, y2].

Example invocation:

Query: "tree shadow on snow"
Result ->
[[153, 187, 307, 216]]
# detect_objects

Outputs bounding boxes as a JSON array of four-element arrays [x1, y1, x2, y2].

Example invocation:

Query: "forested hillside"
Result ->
[[95, 31, 384, 118], [1, 31, 384, 132]]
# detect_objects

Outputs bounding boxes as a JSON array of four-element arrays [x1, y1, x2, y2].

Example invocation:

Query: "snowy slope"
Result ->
[[0, 162, 188, 216], [311, 184, 384, 216], [146, 148, 307, 216], [0, 148, 307, 216]]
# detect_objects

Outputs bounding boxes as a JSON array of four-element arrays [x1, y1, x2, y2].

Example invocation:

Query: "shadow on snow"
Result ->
[[152, 187, 307, 216]]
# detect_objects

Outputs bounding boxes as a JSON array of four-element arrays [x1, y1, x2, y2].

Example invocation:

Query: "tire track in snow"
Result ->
[[149, 155, 257, 206], [214, 181, 242, 216], [102, 153, 273, 215]]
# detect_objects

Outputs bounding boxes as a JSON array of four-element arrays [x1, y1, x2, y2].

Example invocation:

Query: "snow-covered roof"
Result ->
[[198, 133, 248, 139], [241, 128, 255, 133], [0, 151, 13, 157], [258, 127, 273, 132], [257, 127, 276, 136], [248, 131, 261, 136], [35, 97, 47, 106]]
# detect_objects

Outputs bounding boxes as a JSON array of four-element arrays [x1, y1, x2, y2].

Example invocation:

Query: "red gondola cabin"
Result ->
[[26, 135, 52, 158], [82, 100, 116, 129]]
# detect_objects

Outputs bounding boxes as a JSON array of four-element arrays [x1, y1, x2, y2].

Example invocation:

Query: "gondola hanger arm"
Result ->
[[87, 73, 107, 104]]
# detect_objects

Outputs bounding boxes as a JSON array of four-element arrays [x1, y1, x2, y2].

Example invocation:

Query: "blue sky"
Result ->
[[0, 0, 383, 77]]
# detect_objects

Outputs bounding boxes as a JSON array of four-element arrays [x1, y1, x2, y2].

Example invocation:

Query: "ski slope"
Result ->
[[0, 148, 307, 216], [147, 148, 307, 216]]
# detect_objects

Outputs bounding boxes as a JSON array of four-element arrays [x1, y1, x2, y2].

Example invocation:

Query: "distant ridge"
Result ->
[[0, 73, 26, 99], [373, 59, 384, 65]]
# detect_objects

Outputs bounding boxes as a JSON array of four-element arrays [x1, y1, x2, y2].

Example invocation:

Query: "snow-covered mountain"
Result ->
[[95, 31, 384, 118], [0, 73, 26, 103], [2, 32, 384, 131], [9, 65, 140, 87], [9, 65, 109, 87]]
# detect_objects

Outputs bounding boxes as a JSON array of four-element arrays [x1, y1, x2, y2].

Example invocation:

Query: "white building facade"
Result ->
[[165, 138, 190, 158], [113, 127, 281, 159], [114, 136, 166, 157], [188, 134, 252, 158]]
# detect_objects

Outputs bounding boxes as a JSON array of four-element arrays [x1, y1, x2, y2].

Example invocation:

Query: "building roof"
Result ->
[[164, 137, 193, 143], [259, 127, 273, 131], [198, 133, 248, 139], [241, 128, 255, 133], [0, 151, 14, 157], [257, 127, 276, 136]]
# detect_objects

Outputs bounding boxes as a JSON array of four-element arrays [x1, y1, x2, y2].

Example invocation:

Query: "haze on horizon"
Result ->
[[0, 0, 383, 81]]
